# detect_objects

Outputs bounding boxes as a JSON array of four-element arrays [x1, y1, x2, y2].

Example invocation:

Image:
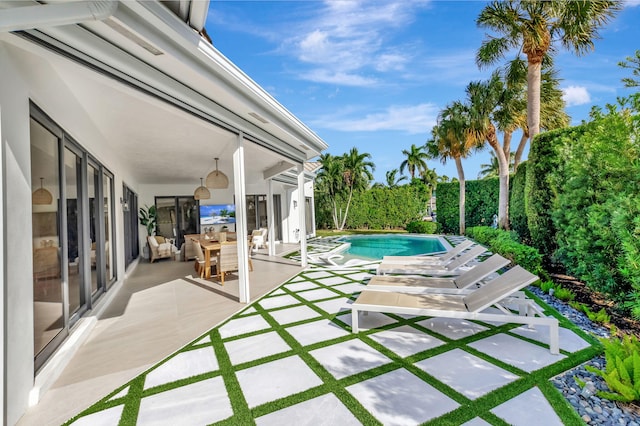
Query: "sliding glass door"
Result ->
[[31, 103, 116, 371], [155, 196, 198, 249]]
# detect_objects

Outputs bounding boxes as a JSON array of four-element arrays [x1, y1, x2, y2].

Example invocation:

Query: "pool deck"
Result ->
[[20, 236, 597, 425]]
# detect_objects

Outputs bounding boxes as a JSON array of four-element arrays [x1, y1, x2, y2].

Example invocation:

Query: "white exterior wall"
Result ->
[[0, 31, 321, 423], [280, 179, 315, 243], [0, 41, 140, 424], [0, 44, 34, 426]]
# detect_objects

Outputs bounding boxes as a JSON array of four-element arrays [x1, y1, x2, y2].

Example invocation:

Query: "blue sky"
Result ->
[[205, 1, 640, 183]]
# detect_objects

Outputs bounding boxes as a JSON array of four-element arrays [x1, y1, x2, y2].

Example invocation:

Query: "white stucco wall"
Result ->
[[0, 43, 36, 426]]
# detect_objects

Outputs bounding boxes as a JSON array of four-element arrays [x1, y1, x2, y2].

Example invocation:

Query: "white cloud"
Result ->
[[300, 70, 377, 87], [311, 103, 439, 134], [624, 0, 640, 7], [562, 86, 591, 106], [280, 0, 430, 85]]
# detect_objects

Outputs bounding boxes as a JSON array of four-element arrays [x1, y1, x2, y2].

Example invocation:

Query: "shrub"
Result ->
[[551, 99, 640, 311], [585, 334, 640, 403], [554, 286, 576, 302], [570, 302, 611, 324], [540, 281, 555, 293], [406, 221, 437, 234], [466, 226, 544, 277]]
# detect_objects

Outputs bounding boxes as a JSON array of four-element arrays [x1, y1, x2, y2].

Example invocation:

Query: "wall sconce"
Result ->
[[293, 200, 298, 208], [120, 197, 130, 211]]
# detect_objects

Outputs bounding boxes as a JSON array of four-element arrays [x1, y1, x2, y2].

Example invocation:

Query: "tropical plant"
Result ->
[[478, 151, 514, 179], [138, 204, 157, 236], [619, 50, 640, 88], [427, 101, 479, 234], [315, 152, 345, 230], [385, 169, 407, 188], [400, 144, 429, 179], [419, 167, 438, 214], [476, 0, 621, 143], [585, 334, 640, 403], [465, 71, 513, 229], [316, 148, 374, 231]]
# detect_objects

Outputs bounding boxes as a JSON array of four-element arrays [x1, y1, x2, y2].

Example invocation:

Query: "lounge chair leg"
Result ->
[[549, 320, 560, 355], [352, 309, 359, 333]]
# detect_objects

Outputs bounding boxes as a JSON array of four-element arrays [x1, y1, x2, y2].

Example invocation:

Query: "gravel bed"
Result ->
[[529, 287, 640, 425]]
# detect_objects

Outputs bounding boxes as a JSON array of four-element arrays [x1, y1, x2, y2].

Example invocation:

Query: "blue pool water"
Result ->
[[337, 234, 445, 260]]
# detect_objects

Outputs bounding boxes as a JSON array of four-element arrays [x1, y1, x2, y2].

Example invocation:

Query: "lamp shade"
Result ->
[[194, 178, 210, 200], [32, 177, 53, 205], [206, 157, 229, 189]]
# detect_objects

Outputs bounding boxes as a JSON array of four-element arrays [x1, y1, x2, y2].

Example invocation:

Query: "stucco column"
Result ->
[[297, 164, 307, 267], [267, 179, 275, 256], [233, 133, 250, 303]]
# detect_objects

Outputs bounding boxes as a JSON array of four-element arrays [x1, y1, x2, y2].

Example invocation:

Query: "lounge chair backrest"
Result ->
[[453, 254, 510, 289], [444, 245, 486, 271], [463, 266, 539, 313], [438, 239, 474, 262]]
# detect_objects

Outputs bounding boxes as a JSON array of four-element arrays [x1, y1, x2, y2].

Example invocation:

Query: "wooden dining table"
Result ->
[[199, 239, 221, 279]]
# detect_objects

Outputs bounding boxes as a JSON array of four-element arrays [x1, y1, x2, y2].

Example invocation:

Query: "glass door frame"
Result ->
[[31, 103, 117, 371]]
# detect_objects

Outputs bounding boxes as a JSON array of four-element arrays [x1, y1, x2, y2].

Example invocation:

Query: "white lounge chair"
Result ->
[[368, 254, 510, 294], [351, 265, 559, 354], [308, 252, 374, 268], [377, 245, 487, 276], [382, 239, 474, 265]]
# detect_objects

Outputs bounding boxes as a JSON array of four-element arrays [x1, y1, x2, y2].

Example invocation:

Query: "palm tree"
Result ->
[[419, 167, 438, 215], [478, 151, 515, 179], [339, 147, 375, 230], [427, 101, 480, 234], [504, 58, 570, 171], [619, 50, 640, 88], [477, 0, 620, 142], [316, 153, 344, 229], [465, 71, 512, 229], [400, 144, 430, 179], [385, 169, 407, 188]]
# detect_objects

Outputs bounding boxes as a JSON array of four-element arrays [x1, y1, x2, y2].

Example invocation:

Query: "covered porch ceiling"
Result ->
[[2, 0, 327, 187]]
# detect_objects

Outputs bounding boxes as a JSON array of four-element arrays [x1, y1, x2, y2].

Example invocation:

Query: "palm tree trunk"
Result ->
[[486, 126, 510, 230], [454, 157, 466, 235], [527, 59, 542, 141], [513, 131, 529, 172], [339, 187, 354, 231], [498, 161, 510, 230], [331, 203, 339, 230]]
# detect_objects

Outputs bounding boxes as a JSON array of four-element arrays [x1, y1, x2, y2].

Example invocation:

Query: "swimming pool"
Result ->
[[336, 234, 446, 260]]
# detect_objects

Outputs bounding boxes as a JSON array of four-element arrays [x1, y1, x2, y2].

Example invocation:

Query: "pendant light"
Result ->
[[32, 177, 53, 205], [206, 157, 229, 189], [194, 177, 210, 200]]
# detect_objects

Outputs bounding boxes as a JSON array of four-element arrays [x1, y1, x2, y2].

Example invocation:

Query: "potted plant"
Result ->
[[139, 204, 157, 236], [139, 205, 157, 260]]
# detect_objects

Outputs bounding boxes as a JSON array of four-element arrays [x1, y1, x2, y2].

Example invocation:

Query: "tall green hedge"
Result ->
[[315, 184, 429, 230], [436, 178, 499, 234], [509, 161, 529, 243], [551, 101, 640, 312], [345, 185, 429, 229], [525, 126, 586, 259]]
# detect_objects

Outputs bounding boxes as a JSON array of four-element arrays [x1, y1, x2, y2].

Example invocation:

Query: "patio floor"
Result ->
[[18, 248, 303, 426], [53, 237, 598, 425]]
